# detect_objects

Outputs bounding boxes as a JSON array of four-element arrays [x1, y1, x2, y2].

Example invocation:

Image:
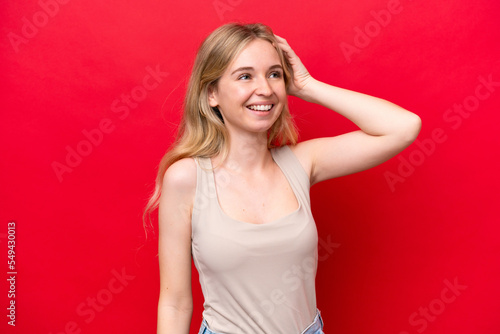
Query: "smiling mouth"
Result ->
[[246, 104, 274, 111]]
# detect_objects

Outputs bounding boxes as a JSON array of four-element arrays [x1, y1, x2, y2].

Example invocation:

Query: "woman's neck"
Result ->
[[213, 132, 273, 175]]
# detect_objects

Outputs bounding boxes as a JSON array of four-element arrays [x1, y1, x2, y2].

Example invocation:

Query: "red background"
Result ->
[[1, 0, 499, 333]]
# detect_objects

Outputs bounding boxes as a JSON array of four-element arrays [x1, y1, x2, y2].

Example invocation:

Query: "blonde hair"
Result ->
[[143, 23, 298, 237]]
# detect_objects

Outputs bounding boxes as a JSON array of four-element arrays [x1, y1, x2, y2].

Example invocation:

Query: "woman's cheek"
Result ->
[[235, 86, 253, 100]]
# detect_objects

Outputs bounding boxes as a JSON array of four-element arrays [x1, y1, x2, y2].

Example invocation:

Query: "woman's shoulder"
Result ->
[[284, 143, 314, 183], [162, 157, 198, 194]]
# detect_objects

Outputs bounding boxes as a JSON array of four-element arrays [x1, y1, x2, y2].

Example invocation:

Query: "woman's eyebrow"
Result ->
[[231, 64, 283, 75], [231, 66, 254, 75], [269, 64, 283, 71]]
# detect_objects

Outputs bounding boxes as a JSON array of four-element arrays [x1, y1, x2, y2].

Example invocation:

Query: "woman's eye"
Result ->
[[269, 71, 282, 79], [238, 74, 251, 80]]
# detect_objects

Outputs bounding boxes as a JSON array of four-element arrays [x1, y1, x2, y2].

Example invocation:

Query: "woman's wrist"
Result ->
[[291, 77, 321, 103]]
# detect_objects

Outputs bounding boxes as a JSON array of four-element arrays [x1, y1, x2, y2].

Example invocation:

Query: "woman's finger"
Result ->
[[274, 37, 296, 57]]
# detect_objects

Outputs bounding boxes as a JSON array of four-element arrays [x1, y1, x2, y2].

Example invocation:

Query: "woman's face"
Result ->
[[208, 38, 287, 137]]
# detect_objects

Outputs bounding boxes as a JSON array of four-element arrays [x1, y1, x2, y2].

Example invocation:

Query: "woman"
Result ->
[[146, 23, 421, 334]]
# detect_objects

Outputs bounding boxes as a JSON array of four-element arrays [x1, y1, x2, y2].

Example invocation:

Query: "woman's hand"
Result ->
[[274, 35, 315, 99]]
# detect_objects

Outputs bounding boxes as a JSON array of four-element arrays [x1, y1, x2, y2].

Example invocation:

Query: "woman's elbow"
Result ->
[[399, 112, 422, 144], [158, 290, 193, 313]]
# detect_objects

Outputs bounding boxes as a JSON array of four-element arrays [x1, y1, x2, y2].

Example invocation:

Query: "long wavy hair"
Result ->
[[143, 23, 299, 237]]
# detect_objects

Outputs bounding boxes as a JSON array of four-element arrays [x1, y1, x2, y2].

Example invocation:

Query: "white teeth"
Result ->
[[247, 104, 273, 111]]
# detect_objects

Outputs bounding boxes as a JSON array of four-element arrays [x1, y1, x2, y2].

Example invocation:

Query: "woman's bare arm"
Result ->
[[157, 158, 197, 334], [276, 35, 422, 185]]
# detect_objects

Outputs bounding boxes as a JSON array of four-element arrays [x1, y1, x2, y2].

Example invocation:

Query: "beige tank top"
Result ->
[[192, 145, 318, 333]]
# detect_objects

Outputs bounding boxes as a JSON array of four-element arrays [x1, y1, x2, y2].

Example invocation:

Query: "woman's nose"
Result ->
[[255, 76, 273, 96]]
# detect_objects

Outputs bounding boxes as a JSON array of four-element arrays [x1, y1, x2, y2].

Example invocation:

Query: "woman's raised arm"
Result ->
[[275, 35, 422, 185]]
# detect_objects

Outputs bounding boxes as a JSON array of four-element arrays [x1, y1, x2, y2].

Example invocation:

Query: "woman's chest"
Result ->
[[213, 166, 299, 225]]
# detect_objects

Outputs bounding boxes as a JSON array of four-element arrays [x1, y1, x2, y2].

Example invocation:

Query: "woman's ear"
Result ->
[[208, 85, 218, 107]]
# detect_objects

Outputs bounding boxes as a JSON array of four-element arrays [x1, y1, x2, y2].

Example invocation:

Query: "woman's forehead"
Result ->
[[228, 39, 281, 71]]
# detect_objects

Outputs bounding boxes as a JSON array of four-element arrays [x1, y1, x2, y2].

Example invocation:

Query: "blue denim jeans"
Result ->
[[198, 309, 324, 334]]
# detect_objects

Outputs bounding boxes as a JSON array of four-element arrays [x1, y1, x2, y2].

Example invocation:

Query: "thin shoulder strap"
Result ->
[[192, 156, 218, 233], [272, 145, 312, 212]]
